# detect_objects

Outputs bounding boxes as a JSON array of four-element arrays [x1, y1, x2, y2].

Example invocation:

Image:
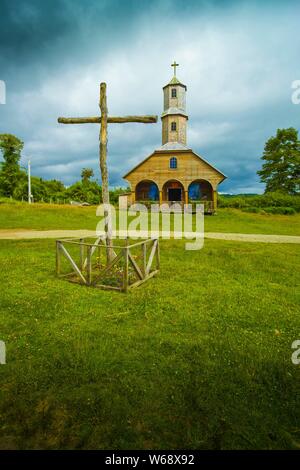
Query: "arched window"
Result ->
[[170, 157, 177, 169], [171, 88, 177, 98], [171, 122, 176, 131]]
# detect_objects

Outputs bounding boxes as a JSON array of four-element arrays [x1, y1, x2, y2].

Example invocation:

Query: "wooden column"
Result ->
[[213, 190, 218, 212], [184, 190, 188, 205]]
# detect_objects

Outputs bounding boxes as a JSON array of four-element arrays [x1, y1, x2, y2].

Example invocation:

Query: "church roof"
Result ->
[[161, 107, 188, 118], [123, 147, 227, 180], [163, 76, 187, 90], [156, 142, 190, 151]]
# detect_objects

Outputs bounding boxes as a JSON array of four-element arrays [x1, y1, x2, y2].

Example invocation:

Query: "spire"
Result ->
[[163, 61, 187, 90]]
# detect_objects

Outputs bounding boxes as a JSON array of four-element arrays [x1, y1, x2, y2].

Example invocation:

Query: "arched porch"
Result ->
[[135, 180, 159, 202], [162, 180, 185, 203], [188, 179, 215, 213]]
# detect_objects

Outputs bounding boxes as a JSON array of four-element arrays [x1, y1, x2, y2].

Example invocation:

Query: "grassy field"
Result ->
[[0, 237, 299, 449], [0, 202, 300, 235]]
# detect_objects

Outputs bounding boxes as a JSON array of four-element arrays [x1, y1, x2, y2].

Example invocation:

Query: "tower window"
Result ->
[[171, 88, 177, 98], [171, 122, 176, 131], [170, 157, 177, 169]]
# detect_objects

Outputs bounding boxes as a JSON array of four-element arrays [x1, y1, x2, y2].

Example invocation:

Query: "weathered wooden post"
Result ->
[[142, 242, 147, 277], [123, 245, 129, 293], [79, 238, 84, 271], [99, 83, 114, 262], [56, 241, 61, 275], [86, 245, 92, 285]]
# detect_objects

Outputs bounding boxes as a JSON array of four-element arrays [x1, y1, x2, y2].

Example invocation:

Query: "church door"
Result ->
[[168, 188, 182, 201]]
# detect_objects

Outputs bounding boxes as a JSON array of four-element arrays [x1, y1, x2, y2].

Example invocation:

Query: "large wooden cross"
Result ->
[[58, 82, 157, 261]]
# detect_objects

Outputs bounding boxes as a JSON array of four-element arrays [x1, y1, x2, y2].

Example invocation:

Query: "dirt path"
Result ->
[[0, 229, 299, 244]]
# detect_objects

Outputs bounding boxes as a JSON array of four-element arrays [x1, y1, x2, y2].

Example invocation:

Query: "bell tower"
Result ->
[[161, 61, 188, 146]]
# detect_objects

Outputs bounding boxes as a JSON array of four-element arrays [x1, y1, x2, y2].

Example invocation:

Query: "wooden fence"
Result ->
[[56, 237, 160, 292]]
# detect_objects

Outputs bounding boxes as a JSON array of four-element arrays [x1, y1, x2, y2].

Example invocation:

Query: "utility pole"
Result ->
[[28, 159, 32, 204]]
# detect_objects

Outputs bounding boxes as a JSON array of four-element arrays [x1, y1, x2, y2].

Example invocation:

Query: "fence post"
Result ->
[[79, 238, 84, 271], [142, 242, 147, 278], [155, 239, 160, 270], [56, 241, 61, 275], [86, 245, 92, 285], [123, 246, 129, 292], [97, 244, 101, 267]]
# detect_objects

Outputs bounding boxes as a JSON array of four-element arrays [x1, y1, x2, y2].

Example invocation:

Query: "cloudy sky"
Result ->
[[0, 0, 300, 193]]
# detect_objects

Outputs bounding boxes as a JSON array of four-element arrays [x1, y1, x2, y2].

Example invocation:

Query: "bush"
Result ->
[[241, 207, 262, 214], [263, 206, 297, 215], [241, 206, 296, 215], [0, 196, 21, 204], [218, 195, 248, 209], [219, 192, 300, 213]]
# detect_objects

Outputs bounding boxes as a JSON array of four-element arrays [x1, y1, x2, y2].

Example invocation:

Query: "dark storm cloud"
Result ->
[[0, 0, 300, 193]]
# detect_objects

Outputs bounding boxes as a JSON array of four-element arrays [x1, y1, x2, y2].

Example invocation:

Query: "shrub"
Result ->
[[241, 206, 296, 215], [241, 207, 262, 214], [219, 192, 300, 212], [263, 206, 297, 215]]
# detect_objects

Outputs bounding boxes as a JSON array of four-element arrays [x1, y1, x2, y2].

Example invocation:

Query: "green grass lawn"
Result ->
[[0, 202, 300, 235], [0, 238, 299, 449]]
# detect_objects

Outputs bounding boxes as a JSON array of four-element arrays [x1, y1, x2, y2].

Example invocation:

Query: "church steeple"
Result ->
[[161, 62, 188, 146]]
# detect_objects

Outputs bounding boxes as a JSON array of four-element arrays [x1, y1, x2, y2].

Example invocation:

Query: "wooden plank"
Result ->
[[125, 238, 155, 249], [58, 115, 157, 124], [146, 240, 158, 275], [108, 116, 157, 124], [82, 236, 103, 269], [58, 117, 100, 124], [142, 242, 147, 277], [123, 247, 129, 292], [94, 284, 122, 291], [128, 270, 159, 289], [128, 251, 144, 280], [60, 243, 87, 284]]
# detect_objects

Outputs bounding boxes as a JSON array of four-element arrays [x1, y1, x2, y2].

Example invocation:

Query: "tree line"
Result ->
[[0, 134, 129, 204]]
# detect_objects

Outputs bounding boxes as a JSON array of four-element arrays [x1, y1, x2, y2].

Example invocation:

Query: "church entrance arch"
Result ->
[[162, 180, 184, 202], [188, 179, 213, 202], [135, 180, 159, 201]]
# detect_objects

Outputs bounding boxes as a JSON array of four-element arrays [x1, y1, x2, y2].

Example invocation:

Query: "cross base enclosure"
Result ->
[[56, 237, 160, 292]]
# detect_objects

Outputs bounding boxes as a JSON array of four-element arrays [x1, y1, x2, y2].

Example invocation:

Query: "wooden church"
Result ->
[[123, 63, 226, 213]]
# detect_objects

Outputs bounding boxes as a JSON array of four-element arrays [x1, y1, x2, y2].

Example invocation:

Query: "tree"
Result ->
[[257, 128, 300, 195], [81, 168, 94, 184], [0, 134, 24, 197]]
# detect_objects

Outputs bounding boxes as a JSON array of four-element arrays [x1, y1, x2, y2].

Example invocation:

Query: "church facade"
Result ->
[[123, 66, 226, 213]]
